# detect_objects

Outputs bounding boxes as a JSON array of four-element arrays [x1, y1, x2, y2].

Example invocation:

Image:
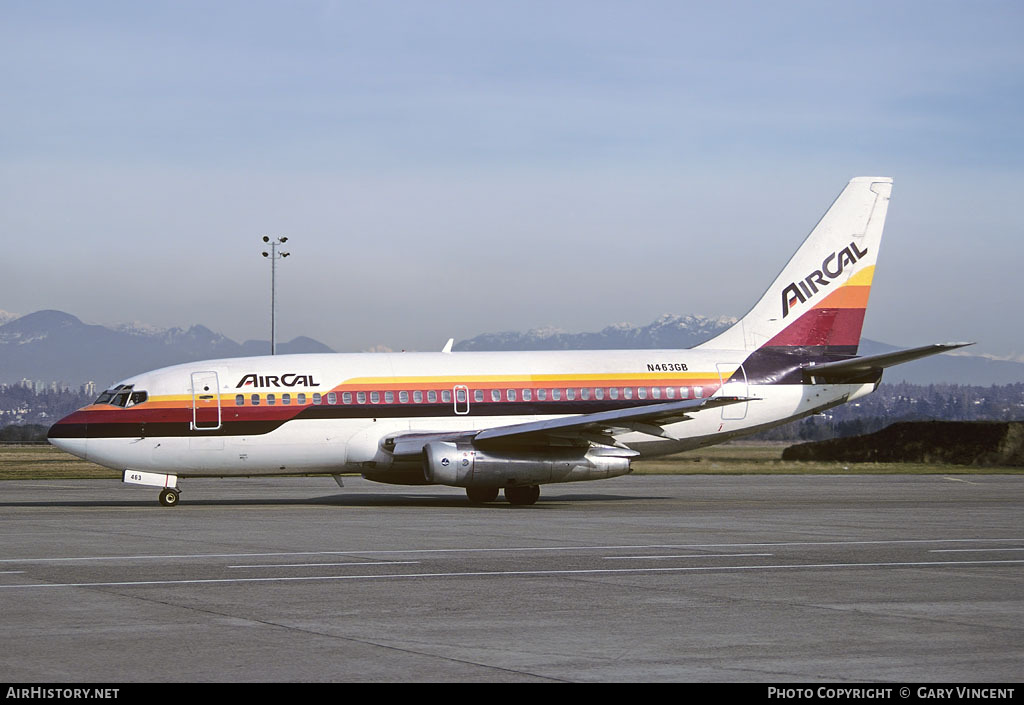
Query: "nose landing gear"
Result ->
[[158, 488, 181, 507], [123, 470, 181, 507]]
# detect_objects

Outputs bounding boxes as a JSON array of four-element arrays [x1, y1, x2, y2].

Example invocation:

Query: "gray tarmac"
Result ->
[[0, 473, 1022, 683]]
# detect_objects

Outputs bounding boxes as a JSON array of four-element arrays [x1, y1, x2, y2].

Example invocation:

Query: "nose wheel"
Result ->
[[158, 488, 181, 507]]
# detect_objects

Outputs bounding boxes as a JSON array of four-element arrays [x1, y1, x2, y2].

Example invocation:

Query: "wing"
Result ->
[[382, 396, 754, 458]]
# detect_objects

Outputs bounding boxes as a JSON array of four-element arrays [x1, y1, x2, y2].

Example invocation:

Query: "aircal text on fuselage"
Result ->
[[235, 373, 321, 389]]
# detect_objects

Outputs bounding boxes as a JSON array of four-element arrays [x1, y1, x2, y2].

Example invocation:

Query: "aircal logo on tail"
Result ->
[[781, 242, 868, 318], [236, 374, 321, 388]]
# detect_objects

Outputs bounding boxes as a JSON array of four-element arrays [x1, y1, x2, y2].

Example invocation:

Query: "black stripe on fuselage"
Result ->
[[736, 345, 860, 385], [48, 397, 710, 440]]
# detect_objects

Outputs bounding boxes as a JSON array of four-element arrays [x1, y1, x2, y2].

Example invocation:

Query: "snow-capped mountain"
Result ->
[[0, 311, 333, 387], [1, 310, 1021, 387], [454, 313, 737, 351]]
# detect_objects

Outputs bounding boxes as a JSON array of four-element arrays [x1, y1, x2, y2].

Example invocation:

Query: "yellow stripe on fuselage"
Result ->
[[132, 370, 726, 407], [341, 371, 721, 387]]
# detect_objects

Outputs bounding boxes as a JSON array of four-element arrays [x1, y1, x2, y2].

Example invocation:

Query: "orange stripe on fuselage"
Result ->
[[100, 374, 723, 411], [331, 374, 719, 393]]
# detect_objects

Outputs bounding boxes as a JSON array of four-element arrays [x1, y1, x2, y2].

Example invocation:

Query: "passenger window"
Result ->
[[637, 388, 646, 400], [442, 390, 452, 403], [594, 388, 605, 400], [357, 391, 367, 404], [491, 389, 501, 402], [313, 393, 322, 405], [370, 391, 380, 404], [413, 390, 423, 403], [694, 386, 703, 398], [651, 387, 661, 399], [537, 389, 547, 401], [251, 394, 260, 406], [282, 393, 291, 405], [580, 388, 590, 400], [235, 394, 245, 406], [506, 389, 517, 402], [327, 392, 337, 405], [384, 391, 394, 403], [665, 387, 675, 399], [609, 388, 619, 400], [267, 394, 276, 406], [552, 389, 561, 401], [522, 389, 532, 401], [428, 390, 438, 403], [297, 393, 306, 405], [565, 388, 575, 400], [623, 388, 633, 399], [678, 387, 688, 399], [399, 391, 409, 403], [342, 392, 352, 404]]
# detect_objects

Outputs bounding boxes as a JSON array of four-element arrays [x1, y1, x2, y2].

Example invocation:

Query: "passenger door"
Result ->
[[191, 371, 222, 430]]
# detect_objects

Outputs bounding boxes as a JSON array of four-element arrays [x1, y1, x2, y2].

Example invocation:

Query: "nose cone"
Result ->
[[47, 410, 89, 460]]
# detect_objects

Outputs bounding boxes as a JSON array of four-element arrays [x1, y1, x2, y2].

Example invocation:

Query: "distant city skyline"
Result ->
[[2, 2, 1022, 360]]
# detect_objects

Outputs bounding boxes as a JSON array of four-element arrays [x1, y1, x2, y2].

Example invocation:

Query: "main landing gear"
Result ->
[[465, 485, 540, 506]]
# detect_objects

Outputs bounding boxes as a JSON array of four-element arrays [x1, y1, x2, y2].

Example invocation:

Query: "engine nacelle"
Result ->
[[422, 441, 633, 488]]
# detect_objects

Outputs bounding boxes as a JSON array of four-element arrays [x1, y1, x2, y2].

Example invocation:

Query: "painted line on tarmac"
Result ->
[[3, 538, 1024, 564], [2, 559, 1023, 590], [228, 561, 421, 569], [603, 553, 773, 560], [929, 547, 1024, 553]]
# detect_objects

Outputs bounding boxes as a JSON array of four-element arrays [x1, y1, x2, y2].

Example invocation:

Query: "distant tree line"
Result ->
[[0, 424, 50, 442], [0, 385, 92, 434], [752, 382, 1024, 441]]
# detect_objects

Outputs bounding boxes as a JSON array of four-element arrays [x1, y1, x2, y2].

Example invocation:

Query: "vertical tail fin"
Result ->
[[697, 177, 892, 358]]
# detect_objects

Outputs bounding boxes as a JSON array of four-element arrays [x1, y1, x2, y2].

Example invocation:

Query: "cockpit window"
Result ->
[[93, 384, 148, 408]]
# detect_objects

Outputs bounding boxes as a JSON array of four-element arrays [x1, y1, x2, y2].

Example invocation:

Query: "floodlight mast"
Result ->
[[261, 236, 290, 355]]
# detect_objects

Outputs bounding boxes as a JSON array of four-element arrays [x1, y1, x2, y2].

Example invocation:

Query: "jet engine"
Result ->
[[422, 441, 633, 488]]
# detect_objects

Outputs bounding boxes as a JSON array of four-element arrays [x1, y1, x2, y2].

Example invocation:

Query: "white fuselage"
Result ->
[[49, 348, 875, 481]]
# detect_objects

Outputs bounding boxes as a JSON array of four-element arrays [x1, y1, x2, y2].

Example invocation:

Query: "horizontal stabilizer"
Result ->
[[801, 342, 974, 382]]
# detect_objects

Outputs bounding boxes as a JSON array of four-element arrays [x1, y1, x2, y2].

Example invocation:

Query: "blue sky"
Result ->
[[2, 1, 1022, 358]]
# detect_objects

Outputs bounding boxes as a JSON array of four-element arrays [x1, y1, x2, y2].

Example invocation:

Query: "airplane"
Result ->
[[47, 177, 970, 507]]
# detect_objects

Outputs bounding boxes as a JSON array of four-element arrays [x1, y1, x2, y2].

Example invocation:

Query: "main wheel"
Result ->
[[159, 488, 180, 507], [504, 485, 540, 506], [466, 487, 500, 504]]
